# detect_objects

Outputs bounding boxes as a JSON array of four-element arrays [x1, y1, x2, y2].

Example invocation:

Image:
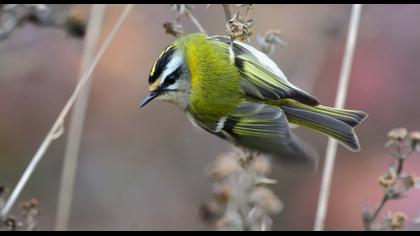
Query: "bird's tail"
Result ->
[[281, 101, 367, 151]]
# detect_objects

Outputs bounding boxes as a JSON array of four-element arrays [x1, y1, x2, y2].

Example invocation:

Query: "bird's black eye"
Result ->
[[165, 75, 176, 85], [163, 66, 181, 87]]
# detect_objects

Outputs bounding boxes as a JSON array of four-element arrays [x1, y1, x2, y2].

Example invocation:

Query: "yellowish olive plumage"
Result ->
[[140, 33, 367, 163], [182, 34, 243, 122]]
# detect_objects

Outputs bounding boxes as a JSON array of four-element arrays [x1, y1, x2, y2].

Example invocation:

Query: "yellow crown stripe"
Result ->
[[150, 43, 176, 77]]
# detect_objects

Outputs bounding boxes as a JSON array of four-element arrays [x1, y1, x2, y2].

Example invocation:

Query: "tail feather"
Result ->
[[282, 105, 365, 151], [282, 100, 367, 128], [313, 105, 367, 127]]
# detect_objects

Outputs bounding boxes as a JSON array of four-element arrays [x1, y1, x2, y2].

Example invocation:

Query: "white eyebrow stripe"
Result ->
[[159, 52, 183, 85]]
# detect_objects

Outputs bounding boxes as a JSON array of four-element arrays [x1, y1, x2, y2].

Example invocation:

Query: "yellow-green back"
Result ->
[[180, 33, 243, 122]]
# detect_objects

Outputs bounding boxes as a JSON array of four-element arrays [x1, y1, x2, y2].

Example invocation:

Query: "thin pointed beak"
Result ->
[[139, 91, 159, 108]]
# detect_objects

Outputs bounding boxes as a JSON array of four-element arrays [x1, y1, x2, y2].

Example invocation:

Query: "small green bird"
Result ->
[[140, 33, 367, 163]]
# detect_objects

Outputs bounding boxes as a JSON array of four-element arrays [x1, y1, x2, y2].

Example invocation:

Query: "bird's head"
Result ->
[[140, 42, 191, 110]]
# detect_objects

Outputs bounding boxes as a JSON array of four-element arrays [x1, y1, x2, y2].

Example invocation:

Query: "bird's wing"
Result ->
[[192, 101, 319, 163], [208, 36, 319, 106]]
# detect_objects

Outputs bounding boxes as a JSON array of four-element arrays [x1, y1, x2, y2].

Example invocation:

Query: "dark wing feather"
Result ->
[[193, 101, 319, 164]]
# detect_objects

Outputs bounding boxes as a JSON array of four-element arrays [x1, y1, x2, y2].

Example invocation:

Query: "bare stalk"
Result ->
[[54, 4, 106, 231], [222, 4, 232, 21], [185, 9, 205, 33], [314, 4, 363, 231], [0, 4, 134, 220]]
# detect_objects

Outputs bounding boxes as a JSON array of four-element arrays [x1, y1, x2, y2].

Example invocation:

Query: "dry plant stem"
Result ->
[[222, 4, 232, 22], [54, 4, 106, 231], [364, 153, 405, 230], [314, 4, 363, 231], [185, 9, 205, 33], [236, 158, 253, 231], [0, 4, 134, 220], [368, 195, 388, 229]]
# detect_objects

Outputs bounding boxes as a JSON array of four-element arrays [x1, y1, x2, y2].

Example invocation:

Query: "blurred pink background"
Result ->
[[1, 4, 420, 230]]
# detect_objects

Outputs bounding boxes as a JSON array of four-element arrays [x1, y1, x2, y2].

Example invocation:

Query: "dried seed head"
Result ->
[[64, 9, 86, 38], [250, 187, 283, 214], [257, 29, 287, 55], [226, 14, 253, 42], [163, 21, 184, 38], [216, 210, 243, 231], [400, 173, 416, 191], [250, 156, 271, 175], [200, 200, 225, 223], [378, 170, 397, 188], [19, 198, 39, 212], [409, 131, 420, 151], [26, 4, 52, 25], [212, 183, 233, 205], [207, 153, 241, 180], [391, 212, 407, 230], [388, 128, 408, 143]]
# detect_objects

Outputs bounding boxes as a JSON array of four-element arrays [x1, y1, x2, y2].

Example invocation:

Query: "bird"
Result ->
[[139, 33, 367, 163]]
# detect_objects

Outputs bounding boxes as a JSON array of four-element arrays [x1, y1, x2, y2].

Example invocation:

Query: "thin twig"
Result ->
[[364, 195, 388, 231], [0, 4, 134, 220], [54, 4, 106, 231], [363, 148, 406, 230], [185, 9, 205, 33], [314, 4, 363, 231], [222, 4, 232, 22]]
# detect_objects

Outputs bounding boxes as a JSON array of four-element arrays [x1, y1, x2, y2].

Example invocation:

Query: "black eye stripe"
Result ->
[[162, 66, 182, 86], [149, 47, 176, 84]]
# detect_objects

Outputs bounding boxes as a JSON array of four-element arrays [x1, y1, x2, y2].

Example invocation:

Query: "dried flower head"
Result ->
[[207, 153, 241, 180], [226, 14, 253, 42], [0, 197, 39, 231], [212, 183, 233, 205], [203, 148, 281, 230], [250, 155, 271, 175], [216, 211, 243, 231], [1, 5, 86, 41], [257, 29, 287, 55], [391, 212, 407, 230], [249, 187, 283, 214], [26, 4, 53, 25], [387, 128, 408, 143], [163, 21, 184, 38], [20, 198, 39, 211], [400, 173, 416, 192], [63, 8, 86, 38], [200, 200, 225, 223], [378, 170, 397, 188], [409, 131, 420, 151]]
